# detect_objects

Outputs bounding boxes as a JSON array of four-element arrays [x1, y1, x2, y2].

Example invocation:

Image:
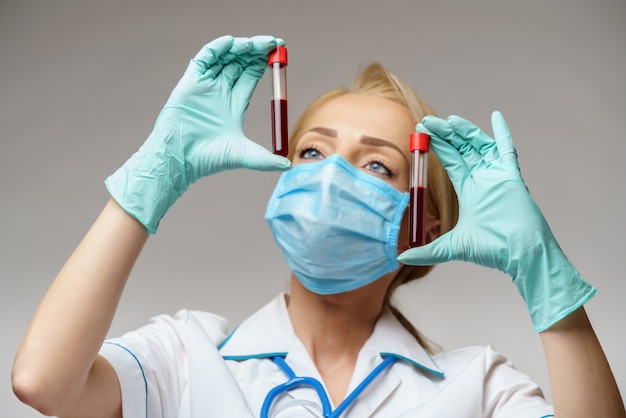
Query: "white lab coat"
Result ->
[[99, 293, 554, 417]]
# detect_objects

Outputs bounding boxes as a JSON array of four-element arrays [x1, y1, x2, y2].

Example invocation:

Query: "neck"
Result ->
[[286, 274, 394, 405], [286, 274, 391, 362]]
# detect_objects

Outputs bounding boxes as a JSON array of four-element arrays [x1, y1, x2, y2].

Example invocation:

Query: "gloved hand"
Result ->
[[398, 111, 595, 332], [105, 35, 291, 233]]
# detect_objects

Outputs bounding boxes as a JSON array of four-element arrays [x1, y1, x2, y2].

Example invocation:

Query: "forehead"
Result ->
[[302, 93, 416, 145]]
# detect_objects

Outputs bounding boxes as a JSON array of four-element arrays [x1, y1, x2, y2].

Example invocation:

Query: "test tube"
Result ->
[[268, 46, 288, 157], [408, 132, 430, 248]]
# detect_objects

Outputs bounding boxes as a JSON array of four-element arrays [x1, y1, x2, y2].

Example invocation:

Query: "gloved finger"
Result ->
[[418, 119, 469, 188], [219, 62, 244, 90], [397, 232, 456, 266], [428, 136, 471, 194], [231, 55, 267, 111], [241, 138, 292, 172], [221, 36, 278, 68], [423, 116, 483, 170], [214, 37, 254, 69], [447, 115, 499, 163], [219, 36, 278, 99], [229, 37, 254, 55], [189, 35, 235, 75], [205, 62, 226, 80], [199, 35, 272, 81], [491, 111, 519, 166], [246, 35, 280, 56]]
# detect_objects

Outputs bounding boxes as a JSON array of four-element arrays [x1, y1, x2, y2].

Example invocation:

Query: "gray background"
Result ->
[[1, 0, 625, 416]]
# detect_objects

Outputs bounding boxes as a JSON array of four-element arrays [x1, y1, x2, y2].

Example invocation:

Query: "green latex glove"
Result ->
[[398, 111, 595, 332], [105, 35, 291, 233]]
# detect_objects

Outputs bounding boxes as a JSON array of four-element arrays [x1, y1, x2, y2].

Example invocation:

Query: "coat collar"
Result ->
[[219, 293, 444, 378]]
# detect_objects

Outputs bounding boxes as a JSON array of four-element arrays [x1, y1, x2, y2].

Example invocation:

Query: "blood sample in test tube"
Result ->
[[408, 132, 430, 248], [268, 46, 288, 157]]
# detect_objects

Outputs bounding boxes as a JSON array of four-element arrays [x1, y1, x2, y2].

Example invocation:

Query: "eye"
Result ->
[[298, 145, 324, 161], [365, 158, 395, 178]]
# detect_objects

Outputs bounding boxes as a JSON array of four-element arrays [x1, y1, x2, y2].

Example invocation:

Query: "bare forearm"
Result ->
[[12, 198, 148, 411], [541, 307, 625, 417]]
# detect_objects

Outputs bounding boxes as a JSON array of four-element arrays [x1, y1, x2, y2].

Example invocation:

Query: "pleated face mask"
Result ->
[[265, 154, 409, 294]]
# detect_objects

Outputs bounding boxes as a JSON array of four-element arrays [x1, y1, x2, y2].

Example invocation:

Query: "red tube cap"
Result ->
[[410, 132, 430, 152], [268, 46, 288, 66]]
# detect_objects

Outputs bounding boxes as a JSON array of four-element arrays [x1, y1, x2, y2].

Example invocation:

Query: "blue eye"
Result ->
[[299, 147, 324, 160], [365, 160, 393, 177]]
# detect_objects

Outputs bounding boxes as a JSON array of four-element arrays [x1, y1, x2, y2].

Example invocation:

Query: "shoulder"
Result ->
[[100, 309, 234, 417], [103, 309, 230, 355], [398, 346, 552, 416], [145, 309, 231, 346], [434, 345, 506, 364], [433, 345, 518, 376], [433, 346, 548, 402]]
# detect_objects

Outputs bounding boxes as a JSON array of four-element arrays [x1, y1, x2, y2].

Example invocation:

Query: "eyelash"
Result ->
[[297, 145, 395, 178], [365, 157, 395, 178], [297, 144, 323, 160]]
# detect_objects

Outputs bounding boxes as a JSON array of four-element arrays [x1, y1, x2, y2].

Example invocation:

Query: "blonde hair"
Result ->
[[288, 63, 458, 354]]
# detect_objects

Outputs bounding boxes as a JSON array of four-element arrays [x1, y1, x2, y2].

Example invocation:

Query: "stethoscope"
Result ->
[[260, 354, 397, 418]]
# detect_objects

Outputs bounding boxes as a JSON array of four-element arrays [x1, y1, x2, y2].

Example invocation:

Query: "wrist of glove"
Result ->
[[105, 108, 192, 234], [398, 111, 595, 332], [511, 228, 595, 332], [105, 35, 291, 234]]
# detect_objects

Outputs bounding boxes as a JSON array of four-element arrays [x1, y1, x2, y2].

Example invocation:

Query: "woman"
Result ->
[[12, 35, 625, 417]]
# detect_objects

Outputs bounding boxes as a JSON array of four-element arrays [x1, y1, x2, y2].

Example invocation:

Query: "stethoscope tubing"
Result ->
[[260, 355, 397, 418]]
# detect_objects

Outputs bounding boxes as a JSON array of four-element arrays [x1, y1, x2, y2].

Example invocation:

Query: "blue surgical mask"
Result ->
[[265, 155, 409, 294]]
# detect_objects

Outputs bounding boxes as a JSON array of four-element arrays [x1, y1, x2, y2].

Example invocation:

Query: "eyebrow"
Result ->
[[360, 135, 408, 163], [307, 127, 337, 137], [304, 127, 408, 164]]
